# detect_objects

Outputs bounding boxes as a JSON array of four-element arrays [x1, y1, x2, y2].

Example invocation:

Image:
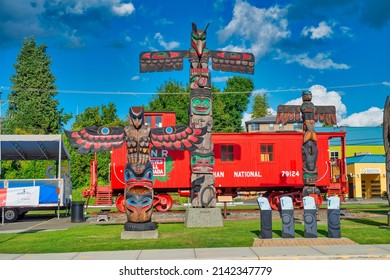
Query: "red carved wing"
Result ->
[[276, 105, 301, 125], [210, 51, 254, 74], [150, 126, 207, 151], [139, 51, 189, 72], [64, 126, 125, 154]]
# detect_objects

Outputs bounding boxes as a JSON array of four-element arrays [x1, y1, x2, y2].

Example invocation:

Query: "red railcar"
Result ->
[[85, 111, 347, 211]]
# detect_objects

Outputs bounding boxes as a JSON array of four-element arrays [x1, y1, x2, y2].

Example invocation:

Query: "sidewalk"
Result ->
[[1, 244, 390, 260]]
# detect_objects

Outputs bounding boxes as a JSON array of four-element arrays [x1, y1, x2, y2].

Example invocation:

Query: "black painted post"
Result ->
[[303, 196, 317, 238], [327, 196, 341, 238], [280, 196, 295, 238], [257, 197, 272, 239]]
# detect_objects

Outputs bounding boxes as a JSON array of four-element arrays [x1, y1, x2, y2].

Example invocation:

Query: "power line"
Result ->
[[0, 82, 387, 96]]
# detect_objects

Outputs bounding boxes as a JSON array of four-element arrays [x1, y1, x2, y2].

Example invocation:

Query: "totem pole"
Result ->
[[276, 91, 337, 205], [383, 97, 390, 227], [65, 106, 206, 231], [140, 23, 254, 207]]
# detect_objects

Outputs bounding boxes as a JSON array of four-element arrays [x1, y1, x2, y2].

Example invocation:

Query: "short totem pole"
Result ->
[[276, 91, 337, 205], [65, 107, 206, 232], [140, 22, 254, 208]]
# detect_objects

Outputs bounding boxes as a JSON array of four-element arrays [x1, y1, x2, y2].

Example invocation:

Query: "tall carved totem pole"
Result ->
[[140, 23, 254, 207], [276, 91, 337, 205]]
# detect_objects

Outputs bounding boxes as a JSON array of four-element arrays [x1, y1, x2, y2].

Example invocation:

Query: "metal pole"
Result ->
[[1, 207, 4, 225]]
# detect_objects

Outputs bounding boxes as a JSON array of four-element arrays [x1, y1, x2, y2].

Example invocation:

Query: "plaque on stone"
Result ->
[[280, 196, 295, 238], [257, 197, 272, 239], [327, 196, 341, 238], [303, 196, 317, 238]]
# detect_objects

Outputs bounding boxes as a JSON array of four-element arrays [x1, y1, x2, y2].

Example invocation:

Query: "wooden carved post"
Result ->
[[140, 22, 254, 208], [383, 97, 390, 205], [276, 91, 337, 206]]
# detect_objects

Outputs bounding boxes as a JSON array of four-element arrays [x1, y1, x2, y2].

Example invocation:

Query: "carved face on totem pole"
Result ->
[[191, 152, 214, 173], [191, 23, 209, 57], [129, 106, 144, 129], [124, 162, 154, 223], [191, 93, 212, 115]]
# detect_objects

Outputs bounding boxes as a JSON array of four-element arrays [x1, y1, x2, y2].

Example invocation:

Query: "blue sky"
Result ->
[[0, 0, 389, 127]]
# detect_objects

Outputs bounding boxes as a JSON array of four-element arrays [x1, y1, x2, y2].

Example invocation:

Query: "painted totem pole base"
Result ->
[[121, 229, 159, 239], [184, 207, 223, 227]]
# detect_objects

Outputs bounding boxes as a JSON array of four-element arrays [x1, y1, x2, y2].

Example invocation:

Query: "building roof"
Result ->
[[0, 134, 70, 161], [245, 115, 278, 124], [346, 154, 385, 164]]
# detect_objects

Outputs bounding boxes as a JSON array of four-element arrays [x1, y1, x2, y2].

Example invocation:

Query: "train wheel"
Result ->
[[268, 192, 282, 211], [154, 194, 173, 212], [115, 194, 125, 213]]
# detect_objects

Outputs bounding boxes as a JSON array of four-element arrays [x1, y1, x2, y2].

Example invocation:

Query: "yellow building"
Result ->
[[346, 155, 386, 199]]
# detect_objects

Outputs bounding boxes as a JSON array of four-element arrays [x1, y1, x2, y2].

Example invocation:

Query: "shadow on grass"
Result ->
[[343, 218, 386, 227]]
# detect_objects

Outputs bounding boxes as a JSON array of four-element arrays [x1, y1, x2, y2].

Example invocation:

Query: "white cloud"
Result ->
[[383, 81, 390, 86], [112, 3, 135, 16], [276, 51, 350, 70], [241, 112, 252, 129], [131, 75, 140, 81], [153, 32, 180, 50], [285, 85, 347, 124], [340, 26, 355, 38], [302, 21, 333, 39], [218, 0, 290, 60], [339, 107, 383, 127]]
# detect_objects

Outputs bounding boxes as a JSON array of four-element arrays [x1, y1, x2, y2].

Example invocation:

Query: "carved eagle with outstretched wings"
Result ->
[[139, 23, 254, 75], [65, 124, 207, 154], [276, 105, 337, 126]]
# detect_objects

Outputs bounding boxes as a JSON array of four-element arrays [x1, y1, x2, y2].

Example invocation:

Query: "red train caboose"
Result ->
[[84, 111, 347, 211]]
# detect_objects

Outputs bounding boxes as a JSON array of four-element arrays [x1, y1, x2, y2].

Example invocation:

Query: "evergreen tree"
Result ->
[[251, 93, 270, 119], [3, 36, 70, 134]]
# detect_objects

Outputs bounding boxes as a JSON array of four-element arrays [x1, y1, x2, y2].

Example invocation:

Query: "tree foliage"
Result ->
[[147, 76, 253, 132], [66, 103, 126, 188], [3, 36, 71, 134], [213, 76, 254, 132], [146, 80, 191, 126], [251, 93, 270, 119]]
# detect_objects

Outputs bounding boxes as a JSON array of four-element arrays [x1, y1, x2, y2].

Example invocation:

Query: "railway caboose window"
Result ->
[[221, 145, 234, 161], [155, 116, 162, 128], [145, 116, 151, 126], [260, 144, 274, 162]]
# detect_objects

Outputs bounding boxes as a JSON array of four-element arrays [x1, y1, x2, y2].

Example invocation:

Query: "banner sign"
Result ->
[[151, 157, 166, 177], [5, 186, 40, 207]]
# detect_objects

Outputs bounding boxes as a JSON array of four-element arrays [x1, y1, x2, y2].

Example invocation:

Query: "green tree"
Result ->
[[66, 103, 126, 189], [251, 93, 269, 119], [3, 36, 70, 134], [213, 76, 254, 132], [146, 80, 190, 125]]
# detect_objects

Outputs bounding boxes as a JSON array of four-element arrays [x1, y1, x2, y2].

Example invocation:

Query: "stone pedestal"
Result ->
[[121, 229, 158, 239], [185, 208, 223, 227]]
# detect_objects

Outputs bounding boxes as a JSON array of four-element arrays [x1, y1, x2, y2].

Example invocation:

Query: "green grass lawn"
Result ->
[[0, 215, 389, 254]]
